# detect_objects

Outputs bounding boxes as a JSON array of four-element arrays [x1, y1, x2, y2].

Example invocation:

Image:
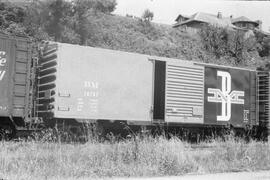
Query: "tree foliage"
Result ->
[[0, 1, 27, 36], [0, 0, 117, 43], [142, 9, 154, 22], [45, 0, 71, 41], [255, 31, 270, 57], [199, 25, 258, 65], [91, 0, 117, 14], [71, 0, 94, 45]]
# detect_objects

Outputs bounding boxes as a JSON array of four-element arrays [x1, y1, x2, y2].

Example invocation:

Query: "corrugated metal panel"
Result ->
[[249, 72, 257, 125], [165, 62, 204, 123], [36, 43, 57, 119], [257, 71, 270, 136]]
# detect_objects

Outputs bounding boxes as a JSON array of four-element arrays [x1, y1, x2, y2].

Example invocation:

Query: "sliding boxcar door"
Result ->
[[165, 61, 204, 124]]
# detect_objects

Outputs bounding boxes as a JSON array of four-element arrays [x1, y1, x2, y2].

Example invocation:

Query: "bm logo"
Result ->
[[207, 71, 244, 121]]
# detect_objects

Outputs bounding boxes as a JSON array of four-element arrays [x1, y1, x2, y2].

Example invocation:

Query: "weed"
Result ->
[[0, 134, 269, 179]]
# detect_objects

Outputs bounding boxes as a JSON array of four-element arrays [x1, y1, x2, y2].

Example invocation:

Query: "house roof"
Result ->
[[173, 12, 238, 29], [231, 16, 259, 26], [175, 14, 190, 22]]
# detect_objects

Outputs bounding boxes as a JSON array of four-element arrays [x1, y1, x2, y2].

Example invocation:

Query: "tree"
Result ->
[[92, 0, 117, 14], [23, 0, 72, 41], [23, 0, 50, 40], [199, 25, 257, 65], [45, 0, 71, 41], [142, 9, 154, 22], [71, 0, 117, 45], [199, 25, 228, 58], [254, 31, 270, 57], [0, 2, 27, 36], [71, 0, 93, 45]]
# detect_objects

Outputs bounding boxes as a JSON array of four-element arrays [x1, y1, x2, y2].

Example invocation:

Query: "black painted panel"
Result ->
[[153, 61, 166, 121], [204, 67, 252, 127]]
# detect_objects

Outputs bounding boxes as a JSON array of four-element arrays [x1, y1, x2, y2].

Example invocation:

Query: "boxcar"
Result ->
[[0, 33, 33, 135], [37, 42, 264, 135]]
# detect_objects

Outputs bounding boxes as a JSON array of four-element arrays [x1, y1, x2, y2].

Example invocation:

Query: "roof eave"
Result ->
[[232, 21, 259, 26]]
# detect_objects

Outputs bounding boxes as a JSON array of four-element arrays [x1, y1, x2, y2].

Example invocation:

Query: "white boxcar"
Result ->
[[37, 42, 257, 130], [38, 42, 155, 122]]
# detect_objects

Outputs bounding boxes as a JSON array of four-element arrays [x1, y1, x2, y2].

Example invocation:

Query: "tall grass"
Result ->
[[0, 134, 269, 180]]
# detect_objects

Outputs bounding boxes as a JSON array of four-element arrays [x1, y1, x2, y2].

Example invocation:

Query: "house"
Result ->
[[173, 12, 267, 35], [173, 12, 238, 33]]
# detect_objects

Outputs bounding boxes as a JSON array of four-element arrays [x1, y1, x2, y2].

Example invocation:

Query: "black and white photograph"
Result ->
[[0, 0, 269, 179]]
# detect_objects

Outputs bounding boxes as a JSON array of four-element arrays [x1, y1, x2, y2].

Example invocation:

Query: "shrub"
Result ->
[[199, 25, 258, 65], [142, 9, 154, 22], [255, 31, 270, 57]]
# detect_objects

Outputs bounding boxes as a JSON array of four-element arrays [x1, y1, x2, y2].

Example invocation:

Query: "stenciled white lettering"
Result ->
[[84, 81, 98, 88], [244, 110, 249, 122], [82, 81, 99, 114], [0, 51, 7, 81], [0, 70, 6, 81], [0, 105, 7, 111]]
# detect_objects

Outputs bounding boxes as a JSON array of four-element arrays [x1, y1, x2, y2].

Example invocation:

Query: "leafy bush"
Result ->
[[255, 31, 270, 57], [0, 2, 28, 36], [199, 25, 258, 65], [142, 9, 154, 22]]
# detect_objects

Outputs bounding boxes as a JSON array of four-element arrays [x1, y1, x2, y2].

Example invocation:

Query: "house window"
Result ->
[[183, 25, 187, 31]]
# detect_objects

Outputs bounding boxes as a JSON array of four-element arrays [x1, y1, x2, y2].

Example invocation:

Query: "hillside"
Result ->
[[75, 13, 267, 68], [83, 14, 211, 62], [0, 0, 269, 69]]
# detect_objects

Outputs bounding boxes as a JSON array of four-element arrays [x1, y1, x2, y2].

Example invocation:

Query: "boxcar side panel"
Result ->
[[54, 43, 153, 121], [0, 37, 13, 116], [0, 35, 32, 118]]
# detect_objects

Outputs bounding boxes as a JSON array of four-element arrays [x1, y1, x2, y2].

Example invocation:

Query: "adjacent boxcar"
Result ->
[[38, 42, 259, 131], [0, 33, 33, 131]]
